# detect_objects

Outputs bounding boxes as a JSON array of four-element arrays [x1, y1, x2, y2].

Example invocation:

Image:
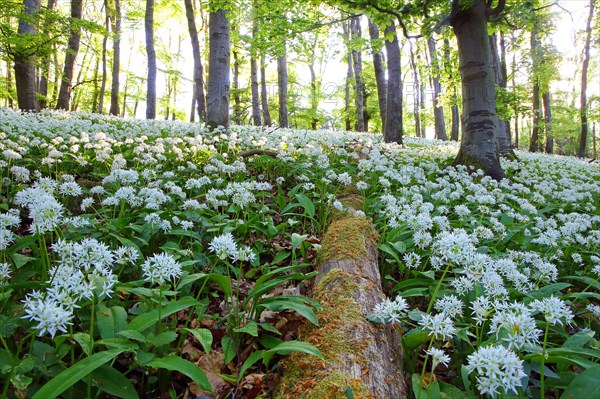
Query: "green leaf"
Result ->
[[296, 194, 315, 217], [237, 350, 264, 382], [271, 250, 291, 264], [560, 364, 600, 399], [261, 296, 319, 326], [90, 365, 138, 399], [221, 335, 238, 364], [262, 340, 323, 367], [73, 333, 92, 356], [96, 304, 128, 340], [234, 320, 259, 337], [147, 331, 178, 347], [412, 373, 441, 399], [182, 328, 213, 353], [146, 356, 212, 392], [126, 297, 198, 333], [10, 253, 35, 269], [32, 348, 125, 399], [291, 233, 308, 251]]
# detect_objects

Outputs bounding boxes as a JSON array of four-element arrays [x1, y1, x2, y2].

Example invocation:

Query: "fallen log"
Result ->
[[275, 196, 405, 399]]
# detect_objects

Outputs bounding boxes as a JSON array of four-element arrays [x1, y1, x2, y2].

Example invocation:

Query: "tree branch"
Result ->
[[487, 0, 507, 17]]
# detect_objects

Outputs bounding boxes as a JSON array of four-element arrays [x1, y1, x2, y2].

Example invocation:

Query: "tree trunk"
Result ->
[[56, 0, 82, 110], [342, 17, 353, 131], [260, 56, 271, 126], [250, 25, 261, 126], [144, 0, 156, 119], [91, 40, 101, 112], [232, 49, 242, 125], [70, 48, 90, 111], [309, 62, 318, 130], [543, 91, 553, 154], [451, 0, 504, 180], [351, 16, 365, 132], [408, 39, 422, 138], [368, 18, 387, 133], [529, 30, 541, 153], [428, 36, 448, 140], [6, 61, 14, 108], [384, 21, 403, 144], [184, 0, 206, 122], [98, 0, 110, 114], [444, 38, 460, 141], [578, 0, 595, 158], [109, 0, 121, 116], [277, 45, 289, 128], [489, 33, 513, 156], [207, 7, 230, 129], [14, 0, 41, 112], [499, 31, 511, 145], [39, 0, 56, 109], [593, 122, 597, 159]]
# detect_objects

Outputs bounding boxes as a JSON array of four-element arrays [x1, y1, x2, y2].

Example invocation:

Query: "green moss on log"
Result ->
[[318, 216, 378, 262]]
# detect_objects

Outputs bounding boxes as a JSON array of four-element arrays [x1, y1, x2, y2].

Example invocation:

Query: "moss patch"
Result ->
[[318, 216, 379, 262]]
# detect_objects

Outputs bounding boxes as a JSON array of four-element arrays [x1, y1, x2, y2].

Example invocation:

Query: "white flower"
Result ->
[[141, 253, 182, 285], [529, 296, 574, 326], [434, 295, 464, 319], [586, 304, 600, 319], [403, 252, 421, 269], [466, 345, 526, 398], [209, 233, 238, 261], [237, 246, 256, 262], [426, 347, 450, 369], [371, 296, 410, 324], [418, 313, 456, 340], [22, 293, 73, 337], [0, 263, 11, 286], [489, 303, 541, 349]]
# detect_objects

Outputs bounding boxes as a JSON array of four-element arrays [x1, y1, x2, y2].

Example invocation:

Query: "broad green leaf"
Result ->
[[296, 194, 315, 217], [182, 328, 213, 353], [261, 296, 319, 326], [147, 331, 178, 347], [32, 348, 125, 399], [237, 350, 264, 382], [73, 333, 92, 356], [560, 364, 600, 399], [221, 335, 238, 364], [91, 365, 138, 399], [412, 373, 441, 399], [403, 329, 430, 349], [291, 233, 308, 251], [271, 250, 291, 264], [146, 356, 212, 392], [126, 297, 198, 333], [96, 304, 128, 340], [262, 340, 323, 367], [234, 320, 259, 337], [10, 253, 35, 269]]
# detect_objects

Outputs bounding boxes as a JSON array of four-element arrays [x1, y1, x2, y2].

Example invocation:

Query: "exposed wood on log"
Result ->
[[237, 149, 279, 158]]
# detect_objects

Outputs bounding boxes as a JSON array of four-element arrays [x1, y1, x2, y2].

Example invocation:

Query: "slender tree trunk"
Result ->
[[6, 61, 14, 108], [70, 49, 89, 111], [39, 0, 56, 109], [260, 56, 271, 126], [428, 36, 447, 140], [56, 0, 82, 110], [489, 33, 513, 156], [98, 0, 110, 114], [309, 62, 318, 130], [109, 0, 121, 116], [351, 16, 364, 132], [184, 0, 206, 122], [511, 35, 519, 148], [277, 45, 289, 128], [408, 39, 422, 138], [91, 41, 101, 112], [444, 38, 460, 141], [250, 24, 261, 126], [342, 17, 353, 131], [593, 122, 597, 159], [232, 49, 242, 124], [145, 0, 156, 119], [543, 91, 553, 154], [14, 0, 42, 112], [207, 7, 230, 128], [368, 18, 387, 133], [529, 30, 541, 152], [451, 0, 504, 180], [499, 31, 511, 145], [384, 22, 402, 144], [578, 0, 595, 158]]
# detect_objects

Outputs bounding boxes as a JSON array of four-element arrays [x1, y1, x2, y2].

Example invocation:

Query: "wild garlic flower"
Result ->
[[529, 296, 574, 326], [586, 304, 600, 320], [22, 293, 73, 337], [466, 345, 526, 398], [237, 246, 256, 262], [425, 347, 450, 369], [489, 303, 541, 349], [0, 263, 11, 286], [209, 233, 239, 261], [371, 296, 410, 324], [141, 253, 182, 285], [418, 313, 456, 340], [470, 296, 494, 325], [434, 295, 464, 319]]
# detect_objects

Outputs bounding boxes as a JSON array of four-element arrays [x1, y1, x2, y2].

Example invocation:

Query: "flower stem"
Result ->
[[540, 322, 549, 398], [426, 262, 452, 314]]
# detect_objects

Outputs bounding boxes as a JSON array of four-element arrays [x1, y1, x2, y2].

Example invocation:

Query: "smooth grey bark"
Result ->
[[451, 0, 504, 180], [309, 62, 318, 130], [260, 56, 271, 126], [499, 31, 511, 147], [578, 0, 595, 158], [368, 18, 387, 133], [184, 0, 206, 122], [14, 0, 41, 112], [207, 7, 230, 129], [543, 91, 553, 154], [489, 33, 513, 156], [39, 0, 56, 109], [383, 22, 403, 144], [342, 17, 353, 131], [351, 16, 365, 132], [277, 45, 289, 128], [427, 36, 447, 140], [408, 39, 422, 138], [109, 0, 121, 116], [529, 30, 541, 153], [56, 0, 82, 110], [232, 49, 242, 124], [444, 38, 460, 141], [145, 0, 156, 119], [250, 25, 261, 126], [98, 0, 110, 114]]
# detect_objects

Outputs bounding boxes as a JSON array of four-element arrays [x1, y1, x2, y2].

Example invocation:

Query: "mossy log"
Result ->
[[275, 202, 405, 399]]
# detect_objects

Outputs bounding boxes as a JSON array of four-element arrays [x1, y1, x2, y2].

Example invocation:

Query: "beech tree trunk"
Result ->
[[384, 22, 403, 144], [98, 0, 110, 114], [444, 38, 460, 141], [351, 16, 365, 132], [277, 46, 289, 128], [207, 7, 230, 129], [39, 0, 56, 109], [428, 36, 448, 140], [490, 33, 513, 156], [250, 25, 261, 126], [14, 0, 41, 112], [408, 39, 422, 138], [368, 18, 387, 133], [578, 0, 595, 158], [543, 91, 553, 154], [56, 0, 82, 110], [451, 0, 504, 180], [232, 49, 242, 124], [184, 0, 206, 122], [342, 17, 353, 131], [145, 0, 156, 119], [109, 0, 121, 116], [260, 56, 271, 126], [529, 30, 541, 153]]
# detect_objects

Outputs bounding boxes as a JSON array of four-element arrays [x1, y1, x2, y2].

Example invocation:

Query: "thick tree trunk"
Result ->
[[56, 0, 82, 110], [260, 56, 271, 126], [250, 26, 261, 126], [490, 33, 513, 157], [384, 22, 403, 144], [368, 18, 387, 133], [529, 30, 541, 153], [543, 91, 553, 154], [578, 0, 595, 158], [408, 40, 422, 138], [277, 46, 289, 128], [207, 7, 230, 129], [39, 0, 56, 109], [184, 0, 206, 122], [428, 36, 448, 140], [145, 0, 156, 119], [14, 0, 41, 112], [351, 16, 365, 132], [451, 0, 504, 180], [109, 0, 121, 116]]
